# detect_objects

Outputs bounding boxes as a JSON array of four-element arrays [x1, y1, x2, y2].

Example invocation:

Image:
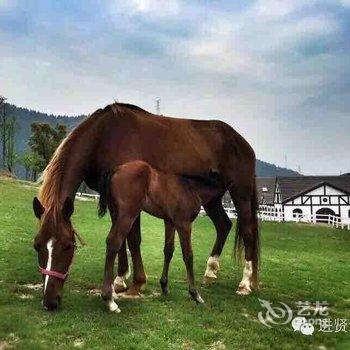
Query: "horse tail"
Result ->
[[250, 177, 260, 287], [98, 171, 113, 217], [233, 176, 260, 288]]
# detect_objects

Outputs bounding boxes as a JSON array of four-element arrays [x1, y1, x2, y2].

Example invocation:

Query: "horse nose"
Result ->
[[43, 297, 59, 311]]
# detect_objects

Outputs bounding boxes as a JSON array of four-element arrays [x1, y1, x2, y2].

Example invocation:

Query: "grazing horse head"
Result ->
[[32, 196, 76, 310]]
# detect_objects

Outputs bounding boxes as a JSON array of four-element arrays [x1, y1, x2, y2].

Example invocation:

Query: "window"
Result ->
[[293, 208, 303, 218]]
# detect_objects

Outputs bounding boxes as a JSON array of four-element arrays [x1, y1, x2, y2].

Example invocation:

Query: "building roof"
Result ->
[[277, 176, 350, 203], [256, 177, 276, 204]]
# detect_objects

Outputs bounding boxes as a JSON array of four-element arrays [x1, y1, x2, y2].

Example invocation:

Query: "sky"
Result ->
[[0, 0, 349, 175]]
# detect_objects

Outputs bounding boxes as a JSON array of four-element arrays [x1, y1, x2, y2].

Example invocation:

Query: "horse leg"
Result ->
[[229, 185, 259, 295], [177, 223, 204, 304], [101, 216, 135, 312], [160, 220, 176, 295], [113, 240, 129, 293], [203, 197, 232, 284], [124, 215, 147, 297]]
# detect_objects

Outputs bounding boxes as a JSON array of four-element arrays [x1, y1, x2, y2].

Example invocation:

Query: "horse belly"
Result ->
[[143, 196, 167, 220]]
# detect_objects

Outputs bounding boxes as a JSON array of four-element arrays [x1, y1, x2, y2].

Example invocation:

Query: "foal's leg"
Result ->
[[114, 217, 145, 294], [203, 197, 232, 284], [160, 220, 176, 295], [114, 240, 129, 293], [177, 223, 204, 304], [124, 215, 147, 297], [101, 216, 135, 312]]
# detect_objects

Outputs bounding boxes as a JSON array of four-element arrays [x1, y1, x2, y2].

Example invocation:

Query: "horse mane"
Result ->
[[38, 133, 73, 218], [105, 102, 147, 114]]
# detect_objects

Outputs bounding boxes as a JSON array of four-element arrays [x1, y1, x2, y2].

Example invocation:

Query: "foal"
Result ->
[[100, 160, 220, 312]]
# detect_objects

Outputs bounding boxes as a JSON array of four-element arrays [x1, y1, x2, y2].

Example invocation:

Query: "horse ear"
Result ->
[[33, 197, 45, 219], [62, 197, 74, 219]]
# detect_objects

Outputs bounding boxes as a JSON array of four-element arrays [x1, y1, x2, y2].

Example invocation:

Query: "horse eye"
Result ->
[[63, 243, 73, 251], [33, 242, 41, 252]]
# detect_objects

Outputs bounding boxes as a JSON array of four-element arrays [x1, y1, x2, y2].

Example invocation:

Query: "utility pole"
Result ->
[[156, 98, 160, 115], [0, 96, 7, 169]]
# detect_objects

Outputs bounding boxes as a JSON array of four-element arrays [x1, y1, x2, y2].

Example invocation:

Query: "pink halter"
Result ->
[[39, 266, 68, 280]]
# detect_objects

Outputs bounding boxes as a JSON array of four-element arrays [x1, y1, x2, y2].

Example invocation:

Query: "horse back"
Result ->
[[84, 103, 255, 190]]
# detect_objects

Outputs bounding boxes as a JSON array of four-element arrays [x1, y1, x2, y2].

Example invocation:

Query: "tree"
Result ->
[[0, 97, 19, 172], [28, 122, 67, 173], [20, 151, 42, 181], [0, 96, 7, 168], [4, 116, 19, 172]]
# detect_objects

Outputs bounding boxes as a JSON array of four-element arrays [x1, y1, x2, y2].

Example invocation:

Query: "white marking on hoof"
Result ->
[[196, 295, 205, 304], [236, 260, 253, 296], [113, 275, 127, 292], [107, 300, 121, 313], [118, 292, 142, 299], [236, 284, 252, 295], [204, 255, 220, 280]]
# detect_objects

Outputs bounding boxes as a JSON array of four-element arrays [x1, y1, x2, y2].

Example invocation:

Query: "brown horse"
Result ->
[[98, 160, 224, 311], [33, 102, 259, 310]]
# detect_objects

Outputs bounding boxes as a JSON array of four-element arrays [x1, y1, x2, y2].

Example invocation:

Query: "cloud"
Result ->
[[0, 0, 349, 174], [110, 0, 181, 19], [339, 0, 350, 6], [0, 0, 17, 9]]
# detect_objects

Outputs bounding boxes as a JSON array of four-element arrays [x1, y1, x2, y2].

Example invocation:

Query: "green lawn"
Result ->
[[0, 177, 349, 350]]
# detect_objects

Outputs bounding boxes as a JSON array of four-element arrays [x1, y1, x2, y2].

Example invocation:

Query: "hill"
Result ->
[[3, 103, 299, 178], [3, 103, 85, 155]]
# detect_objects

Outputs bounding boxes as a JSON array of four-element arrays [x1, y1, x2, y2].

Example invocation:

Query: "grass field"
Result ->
[[0, 177, 349, 350]]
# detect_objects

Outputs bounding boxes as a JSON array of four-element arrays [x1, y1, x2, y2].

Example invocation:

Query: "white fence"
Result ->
[[77, 192, 349, 231], [221, 205, 350, 231], [286, 213, 350, 230], [76, 192, 99, 201]]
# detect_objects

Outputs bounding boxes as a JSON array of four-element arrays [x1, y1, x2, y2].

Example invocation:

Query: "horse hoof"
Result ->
[[119, 291, 142, 299], [107, 300, 121, 313], [189, 289, 204, 304], [161, 287, 169, 296], [204, 256, 220, 280], [114, 276, 128, 293], [236, 284, 252, 296], [160, 280, 169, 295], [202, 275, 217, 285], [196, 295, 205, 304]]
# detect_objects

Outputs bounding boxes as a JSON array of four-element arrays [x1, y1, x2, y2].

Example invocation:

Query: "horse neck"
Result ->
[[40, 142, 88, 211], [58, 167, 83, 203]]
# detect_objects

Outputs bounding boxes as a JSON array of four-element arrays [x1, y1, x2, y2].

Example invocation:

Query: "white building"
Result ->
[[257, 175, 350, 222]]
